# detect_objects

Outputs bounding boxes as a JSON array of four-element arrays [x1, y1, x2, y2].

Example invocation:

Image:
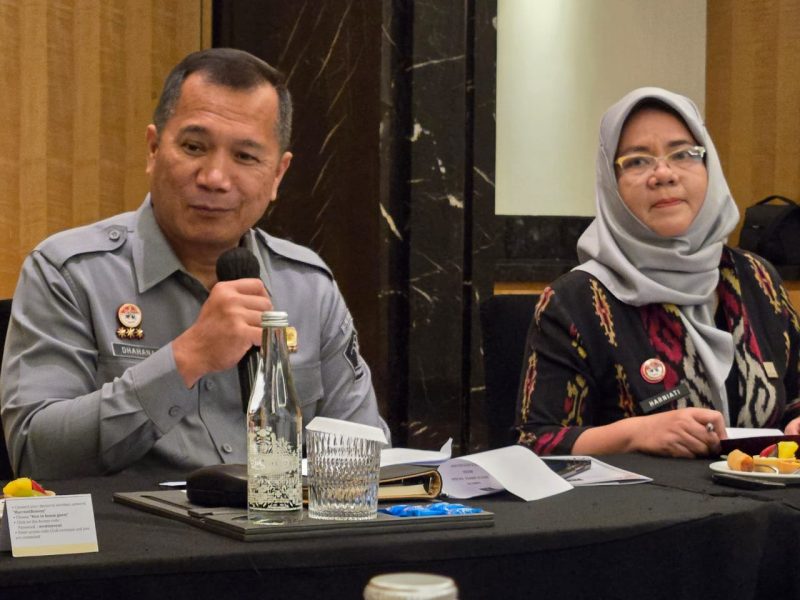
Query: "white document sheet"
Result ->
[[560, 456, 652, 486], [726, 427, 784, 439], [438, 445, 572, 501], [380, 439, 453, 467]]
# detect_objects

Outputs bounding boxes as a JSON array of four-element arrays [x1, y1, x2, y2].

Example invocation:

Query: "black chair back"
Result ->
[[479, 294, 539, 449], [0, 298, 13, 479]]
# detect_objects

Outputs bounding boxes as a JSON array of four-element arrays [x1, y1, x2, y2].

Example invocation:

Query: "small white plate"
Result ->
[[710, 460, 800, 482]]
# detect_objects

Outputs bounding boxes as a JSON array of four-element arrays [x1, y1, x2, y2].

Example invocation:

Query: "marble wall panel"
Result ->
[[213, 0, 392, 424], [214, 0, 590, 453], [378, 0, 413, 445], [403, 0, 470, 451], [469, 0, 501, 451]]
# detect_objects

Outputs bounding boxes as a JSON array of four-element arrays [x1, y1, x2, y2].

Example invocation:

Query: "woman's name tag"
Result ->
[[638, 382, 690, 414]]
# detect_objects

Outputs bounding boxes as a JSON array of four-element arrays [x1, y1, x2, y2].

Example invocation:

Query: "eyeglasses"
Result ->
[[614, 145, 706, 175]]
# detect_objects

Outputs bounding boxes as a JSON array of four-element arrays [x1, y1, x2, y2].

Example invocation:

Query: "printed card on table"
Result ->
[[0, 494, 98, 557]]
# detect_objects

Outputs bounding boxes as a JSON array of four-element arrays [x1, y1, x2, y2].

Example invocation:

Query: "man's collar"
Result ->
[[132, 195, 186, 293], [133, 196, 272, 294], [242, 228, 273, 296]]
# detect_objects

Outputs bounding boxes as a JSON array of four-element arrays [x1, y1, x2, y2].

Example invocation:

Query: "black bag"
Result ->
[[738, 195, 800, 268]]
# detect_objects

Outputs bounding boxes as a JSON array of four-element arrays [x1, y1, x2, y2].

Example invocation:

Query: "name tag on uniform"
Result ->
[[639, 382, 690, 414], [112, 343, 159, 360]]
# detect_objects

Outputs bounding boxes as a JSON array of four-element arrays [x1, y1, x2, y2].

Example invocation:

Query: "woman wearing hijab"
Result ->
[[517, 87, 800, 457]]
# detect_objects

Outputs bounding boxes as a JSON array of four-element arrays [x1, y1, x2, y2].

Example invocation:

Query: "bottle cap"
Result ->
[[262, 311, 289, 327], [363, 572, 458, 600]]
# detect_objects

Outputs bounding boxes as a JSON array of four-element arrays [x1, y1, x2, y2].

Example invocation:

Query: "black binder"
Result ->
[[113, 487, 492, 542]]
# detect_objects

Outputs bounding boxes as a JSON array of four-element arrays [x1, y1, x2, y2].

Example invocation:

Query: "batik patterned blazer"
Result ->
[[517, 247, 800, 455]]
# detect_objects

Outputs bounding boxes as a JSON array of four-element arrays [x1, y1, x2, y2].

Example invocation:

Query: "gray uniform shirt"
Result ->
[[1, 198, 388, 478]]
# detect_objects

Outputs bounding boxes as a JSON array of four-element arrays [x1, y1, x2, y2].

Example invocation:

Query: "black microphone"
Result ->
[[216, 247, 262, 412]]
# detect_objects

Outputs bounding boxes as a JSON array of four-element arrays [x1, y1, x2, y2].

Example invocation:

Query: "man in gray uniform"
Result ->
[[1, 48, 389, 478]]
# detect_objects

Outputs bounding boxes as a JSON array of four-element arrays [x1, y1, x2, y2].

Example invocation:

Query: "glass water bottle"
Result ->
[[247, 311, 303, 521]]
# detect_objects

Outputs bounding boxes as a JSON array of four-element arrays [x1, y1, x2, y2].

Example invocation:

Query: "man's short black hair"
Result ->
[[153, 48, 292, 151]]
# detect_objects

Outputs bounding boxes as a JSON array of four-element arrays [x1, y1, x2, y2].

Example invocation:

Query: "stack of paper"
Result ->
[[551, 456, 652, 486], [380, 442, 651, 501]]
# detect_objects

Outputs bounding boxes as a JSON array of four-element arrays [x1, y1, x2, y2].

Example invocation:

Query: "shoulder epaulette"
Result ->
[[255, 229, 333, 278], [35, 213, 133, 269]]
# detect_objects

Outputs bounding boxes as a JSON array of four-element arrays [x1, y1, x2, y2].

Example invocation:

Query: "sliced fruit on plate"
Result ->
[[752, 456, 800, 474], [2, 477, 55, 497]]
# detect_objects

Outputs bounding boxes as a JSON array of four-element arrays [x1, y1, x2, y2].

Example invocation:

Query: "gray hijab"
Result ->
[[575, 87, 740, 423]]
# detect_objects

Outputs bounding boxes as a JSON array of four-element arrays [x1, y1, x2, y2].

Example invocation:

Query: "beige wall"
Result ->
[[496, 0, 707, 216], [496, 0, 800, 231], [0, 0, 211, 298]]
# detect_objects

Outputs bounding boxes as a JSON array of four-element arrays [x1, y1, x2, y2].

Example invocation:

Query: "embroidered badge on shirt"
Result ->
[[640, 358, 666, 384], [116, 303, 144, 340], [344, 331, 364, 380]]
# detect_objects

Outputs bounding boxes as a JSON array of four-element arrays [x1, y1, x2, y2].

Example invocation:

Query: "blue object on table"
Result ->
[[380, 502, 483, 517]]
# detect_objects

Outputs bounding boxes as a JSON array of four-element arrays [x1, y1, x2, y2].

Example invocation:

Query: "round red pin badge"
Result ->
[[640, 358, 666, 384]]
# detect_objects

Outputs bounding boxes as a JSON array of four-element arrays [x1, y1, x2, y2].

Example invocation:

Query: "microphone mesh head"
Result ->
[[216, 247, 260, 282]]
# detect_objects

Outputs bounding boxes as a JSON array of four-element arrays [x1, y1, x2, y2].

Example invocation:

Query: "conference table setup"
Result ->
[[2, 451, 800, 600]]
